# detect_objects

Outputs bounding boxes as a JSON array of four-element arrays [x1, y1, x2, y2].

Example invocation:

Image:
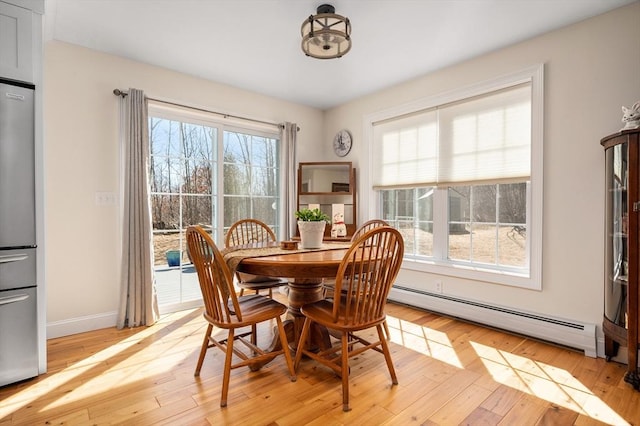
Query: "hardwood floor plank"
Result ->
[[480, 384, 526, 417], [460, 406, 504, 425], [39, 408, 90, 426], [428, 383, 493, 425], [536, 404, 580, 426], [381, 369, 482, 424], [381, 376, 440, 414], [2, 300, 639, 425], [498, 393, 548, 425], [609, 385, 640, 425], [82, 397, 161, 425], [276, 390, 343, 425], [331, 403, 395, 425], [132, 397, 200, 426]]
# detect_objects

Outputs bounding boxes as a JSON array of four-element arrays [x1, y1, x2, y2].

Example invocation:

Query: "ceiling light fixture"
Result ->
[[301, 4, 351, 59]]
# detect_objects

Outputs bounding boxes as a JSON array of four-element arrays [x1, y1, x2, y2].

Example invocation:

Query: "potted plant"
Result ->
[[295, 208, 330, 249], [166, 249, 181, 267]]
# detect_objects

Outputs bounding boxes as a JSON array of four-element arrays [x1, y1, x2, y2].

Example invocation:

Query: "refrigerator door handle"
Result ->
[[5, 92, 26, 101], [0, 254, 29, 264], [0, 293, 29, 306]]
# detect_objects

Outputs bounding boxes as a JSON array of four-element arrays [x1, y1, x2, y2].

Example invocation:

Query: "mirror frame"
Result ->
[[298, 162, 353, 195]]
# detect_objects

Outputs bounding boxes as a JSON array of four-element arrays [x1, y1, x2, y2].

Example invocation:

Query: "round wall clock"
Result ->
[[333, 130, 352, 157]]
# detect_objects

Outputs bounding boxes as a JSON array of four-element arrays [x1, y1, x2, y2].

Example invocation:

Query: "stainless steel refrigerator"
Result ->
[[0, 79, 38, 387]]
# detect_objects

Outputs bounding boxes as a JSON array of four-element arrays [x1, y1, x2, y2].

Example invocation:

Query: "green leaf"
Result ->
[[295, 208, 330, 222]]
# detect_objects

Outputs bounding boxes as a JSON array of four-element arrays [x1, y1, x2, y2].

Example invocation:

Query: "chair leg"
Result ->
[[194, 324, 213, 376], [383, 319, 391, 340], [239, 288, 245, 297], [341, 332, 351, 412], [294, 317, 312, 370], [268, 288, 273, 298], [220, 328, 235, 408], [377, 324, 398, 385], [276, 316, 296, 381], [251, 324, 257, 346]]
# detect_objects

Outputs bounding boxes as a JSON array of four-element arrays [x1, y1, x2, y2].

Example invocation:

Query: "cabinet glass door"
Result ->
[[604, 142, 628, 328]]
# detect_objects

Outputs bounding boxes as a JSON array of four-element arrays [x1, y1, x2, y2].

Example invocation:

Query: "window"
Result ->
[[148, 103, 281, 309], [223, 130, 281, 234], [370, 65, 543, 289]]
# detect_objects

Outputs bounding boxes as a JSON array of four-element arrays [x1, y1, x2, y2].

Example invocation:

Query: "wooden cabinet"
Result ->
[[602, 128, 640, 389], [0, 0, 37, 83], [297, 162, 357, 240]]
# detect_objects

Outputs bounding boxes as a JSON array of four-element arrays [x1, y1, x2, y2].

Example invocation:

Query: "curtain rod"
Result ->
[[113, 89, 299, 131]]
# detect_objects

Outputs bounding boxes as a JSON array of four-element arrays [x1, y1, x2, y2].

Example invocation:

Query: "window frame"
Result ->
[[363, 65, 544, 290], [221, 125, 282, 235], [148, 102, 283, 245]]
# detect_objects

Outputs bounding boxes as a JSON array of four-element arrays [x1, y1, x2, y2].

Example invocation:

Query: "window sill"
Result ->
[[400, 256, 540, 291]]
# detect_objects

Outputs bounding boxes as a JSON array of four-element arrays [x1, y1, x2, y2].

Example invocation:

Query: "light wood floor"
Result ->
[[1, 294, 639, 425]]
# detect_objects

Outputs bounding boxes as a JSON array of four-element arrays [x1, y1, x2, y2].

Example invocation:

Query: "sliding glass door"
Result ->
[[149, 116, 216, 311], [148, 105, 281, 312]]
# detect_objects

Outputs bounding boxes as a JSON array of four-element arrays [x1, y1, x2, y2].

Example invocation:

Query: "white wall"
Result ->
[[43, 3, 640, 341], [323, 3, 640, 336], [43, 41, 323, 335]]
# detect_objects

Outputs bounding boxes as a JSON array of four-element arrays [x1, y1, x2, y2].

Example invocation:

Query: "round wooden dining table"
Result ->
[[228, 242, 351, 353]]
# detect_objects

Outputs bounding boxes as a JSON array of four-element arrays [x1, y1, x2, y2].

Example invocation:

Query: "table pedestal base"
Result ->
[[285, 279, 331, 351], [252, 279, 332, 370]]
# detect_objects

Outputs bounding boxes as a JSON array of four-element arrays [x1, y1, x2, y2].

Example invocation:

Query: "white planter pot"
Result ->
[[298, 221, 326, 249]]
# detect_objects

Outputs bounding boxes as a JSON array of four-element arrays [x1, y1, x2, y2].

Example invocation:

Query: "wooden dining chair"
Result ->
[[323, 219, 389, 295], [186, 225, 296, 407], [352, 219, 390, 240], [225, 219, 287, 298], [294, 226, 404, 412], [323, 219, 392, 339]]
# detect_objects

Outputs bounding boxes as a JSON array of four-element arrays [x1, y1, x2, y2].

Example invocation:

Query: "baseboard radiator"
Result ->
[[388, 285, 597, 357]]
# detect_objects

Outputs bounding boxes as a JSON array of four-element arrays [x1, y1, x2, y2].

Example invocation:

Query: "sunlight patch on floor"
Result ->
[[0, 309, 199, 418], [385, 314, 627, 424], [387, 315, 463, 368], [470, 341, 629, 425], [2, 309, 629, 424], [40, 309, 202, 411]]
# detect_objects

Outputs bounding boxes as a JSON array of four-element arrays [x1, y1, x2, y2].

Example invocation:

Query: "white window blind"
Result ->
[[372, 82, 531, 189]]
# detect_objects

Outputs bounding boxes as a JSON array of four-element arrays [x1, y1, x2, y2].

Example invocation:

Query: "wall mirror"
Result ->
[[299, 162, 352, 194]]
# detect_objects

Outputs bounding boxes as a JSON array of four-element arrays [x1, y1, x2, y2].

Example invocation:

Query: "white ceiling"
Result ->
[[44, 0, 636, 110]]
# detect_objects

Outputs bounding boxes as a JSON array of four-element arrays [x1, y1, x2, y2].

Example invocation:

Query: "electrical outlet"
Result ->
[[435, 280, 443, 294], [95, 191, 117, 206]]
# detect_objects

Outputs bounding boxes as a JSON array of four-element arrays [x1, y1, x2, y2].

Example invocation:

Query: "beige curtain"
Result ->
[[281, 122, 297, 239], [117, 88, 159, 328]]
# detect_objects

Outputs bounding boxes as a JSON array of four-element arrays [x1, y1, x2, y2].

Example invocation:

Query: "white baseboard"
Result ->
[[47, 311, 117, 339], [389, 286, 597, 357], [596, 336, 604, 359]]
